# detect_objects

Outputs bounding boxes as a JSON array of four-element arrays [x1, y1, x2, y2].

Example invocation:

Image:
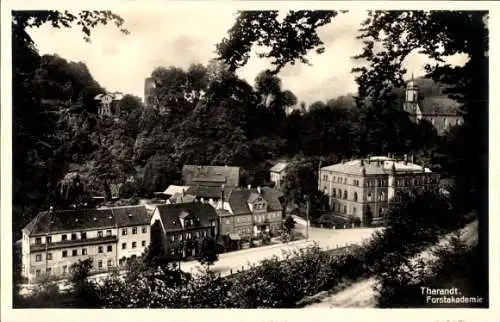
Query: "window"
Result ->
[[72, 249, 77, 256], [332, 189, 336, 198], [343, 205, 347, 214], [132, 242, 137, 248], [170, 235, 175, 242], [98, 260, 103, 269], [107, 260, 112, 267], [62, 250, 68, 258], [46, 267, 52, 274], [142, 226, 147, 234], [195, 232, 200, 238], [344, 178, 347, 184], [82, 248, 87, 255], [367, 192, 372, 201], [343, 191, 348, 199], [178, 234, 183, 241], [98, 246, 103, 253], [71, 233, 77, 240], [106, 230, 112, 237], [353, 207, 357, 215], [338, 189, 342, 198], [354, 192, 358, 202], [203, 231, 207, 237], [35, 238, 42, 245], [225, 219, 230, 225], [122, 228, 128, 236], [35, 254, 42, 262], [36, 270, 41, 277], [62, 234, 67, 241], [98, 231, 103, 238], [132, 227, 138, 234], [107, 245, 113, 252], [142, 241, 146, 247], [46, 236, 52, 244], [81, 232, 87, 239], [122, 243, 126, 249], [62, 265, 67, 274], [47, 252, 53, 260]]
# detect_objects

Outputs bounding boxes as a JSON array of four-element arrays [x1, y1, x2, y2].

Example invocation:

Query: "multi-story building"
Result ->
[[112, 205, 151, 265], [318, 155, 440, 226], [150, 203, 218, 259], [214, 186, 284, 241], [269, 162, 288, 190], [21, 205, 150, 283]]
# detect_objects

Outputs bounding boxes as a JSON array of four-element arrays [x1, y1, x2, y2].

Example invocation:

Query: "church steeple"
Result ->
[[405, 72, 418, 103]]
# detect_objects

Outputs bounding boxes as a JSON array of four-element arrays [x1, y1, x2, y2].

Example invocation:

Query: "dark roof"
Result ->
[[154, 203, 218, 232], [227, 187, 284, 215], [420, 97, 461, 116], [186, 185, 234, 199], [182, 165, 240, 187], [24, 205, 150, 236], [25, 208, 115, 237], [111, 205, 150, 227]]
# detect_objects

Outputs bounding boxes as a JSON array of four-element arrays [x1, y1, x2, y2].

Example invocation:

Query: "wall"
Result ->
[[117, 224, 150, 260]]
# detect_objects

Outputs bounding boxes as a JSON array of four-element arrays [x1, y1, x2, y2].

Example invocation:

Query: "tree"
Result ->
[[198, 236, 218, 266]]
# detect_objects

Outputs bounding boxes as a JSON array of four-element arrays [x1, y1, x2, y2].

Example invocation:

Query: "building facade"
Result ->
[[150, 203, 218, 259], [269, 162, 288, 189], [214, 186, 284, 241], [22, 205, 150, 283], [402, 76, 464, 135], [318, 155, 440, 226]]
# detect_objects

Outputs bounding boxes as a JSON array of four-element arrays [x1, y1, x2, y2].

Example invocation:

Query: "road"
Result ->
[[305, 220, 478, 308], [19, 226, 380, 295], [181, 226, 380, 277]]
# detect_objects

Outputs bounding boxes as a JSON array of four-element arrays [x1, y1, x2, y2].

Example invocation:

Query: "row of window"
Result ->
[[33, 226, 148, 245], [122, 241, 147, 249], [169, 231, 208, 242], [121, 226, 148, 236], [332, 203, 385, 217], [394, 176, 438, 186], [34, 260, 114, 277], [331, 189, 386, 202], [321, 174, 385, 187]]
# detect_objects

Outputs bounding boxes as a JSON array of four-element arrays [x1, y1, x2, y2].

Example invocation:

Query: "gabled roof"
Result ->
[[185, 185, 233, 199], [154, 203, 217, 232], [182, 165, 240, 187], [111, 205, 150, 227], [23, 205, 150, 237], [24, 208, 115, 237], [226, 187, 284, 215], [321, 160, 386, 176], [270, 162, 288, 173]]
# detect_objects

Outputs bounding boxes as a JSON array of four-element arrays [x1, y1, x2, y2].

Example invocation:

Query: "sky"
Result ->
[[27, 10, 468, 105]]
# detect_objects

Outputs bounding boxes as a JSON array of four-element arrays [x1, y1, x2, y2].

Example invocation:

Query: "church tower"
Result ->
[[144, 77, 156, 108], [403, 73, 420, 122]]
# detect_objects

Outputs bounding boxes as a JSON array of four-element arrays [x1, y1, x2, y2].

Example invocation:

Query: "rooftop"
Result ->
[[321, 156, 432, 175], [182, 165, 240, 187], [270, 162, 288, 173]]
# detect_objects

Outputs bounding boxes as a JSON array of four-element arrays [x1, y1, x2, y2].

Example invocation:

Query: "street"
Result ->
[[181, 226, 381, 277]]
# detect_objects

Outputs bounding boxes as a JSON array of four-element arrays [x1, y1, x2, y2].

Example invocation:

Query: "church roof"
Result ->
[[419, 97, 461, 116]]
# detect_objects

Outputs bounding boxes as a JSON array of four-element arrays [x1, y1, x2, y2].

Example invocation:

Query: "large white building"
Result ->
[[318, 155, 440, 226]]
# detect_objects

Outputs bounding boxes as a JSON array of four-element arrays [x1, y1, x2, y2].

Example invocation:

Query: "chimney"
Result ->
[[220, 185, 225, 210], [257, 186, 262, 194]]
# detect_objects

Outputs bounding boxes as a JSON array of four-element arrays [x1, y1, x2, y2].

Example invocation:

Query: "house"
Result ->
[[269, 162, 288, 189], [21, 205, 150, 283], [94, 92, 124, 117], [185, 185, 234, 208], [150, 203, 218, 259], [318, 155, 440, 226], [402, 75, 463, 135], [182, 165, 240, 187], [214, 186, 285, 242]]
